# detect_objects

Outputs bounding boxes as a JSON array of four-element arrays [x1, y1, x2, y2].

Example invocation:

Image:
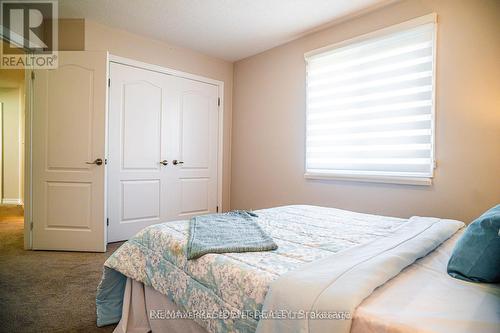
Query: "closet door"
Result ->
[[107, 63, 169, 242], [165, 76, 219, 220], [107, 62, 220, 242]]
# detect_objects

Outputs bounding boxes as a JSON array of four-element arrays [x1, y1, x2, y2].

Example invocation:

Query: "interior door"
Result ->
[[32, 51, 108, 252], [107, 63, 169, 242], [165, 76, 219, 220]]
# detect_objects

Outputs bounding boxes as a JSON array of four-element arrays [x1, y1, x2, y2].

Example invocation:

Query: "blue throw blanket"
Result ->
[[187, 210, 278, 259]]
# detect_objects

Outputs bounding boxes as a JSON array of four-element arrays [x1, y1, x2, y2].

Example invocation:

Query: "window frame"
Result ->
[[304, 13, 437, 186]]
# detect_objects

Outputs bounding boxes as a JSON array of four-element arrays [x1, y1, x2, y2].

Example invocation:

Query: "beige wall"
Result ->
[[0, 57, 25, 88], [84, 20, 234, 210], [231, 0, 500, 222], [59, 19, 85, 50], [0, 88, 23, 203]]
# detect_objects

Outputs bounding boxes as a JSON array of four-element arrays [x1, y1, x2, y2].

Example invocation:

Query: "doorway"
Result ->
[[0, 64, 26, 243]]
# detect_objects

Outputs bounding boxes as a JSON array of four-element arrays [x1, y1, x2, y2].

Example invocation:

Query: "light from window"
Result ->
[[305, 16, 436, 184]]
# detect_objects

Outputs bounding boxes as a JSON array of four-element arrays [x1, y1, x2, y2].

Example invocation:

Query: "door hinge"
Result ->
[[31, 71, 35, 80], [30, 221, 33, 230], [108, 78, 110, 87], [106, 218, 109, 226], [217, 97, 220, 107]]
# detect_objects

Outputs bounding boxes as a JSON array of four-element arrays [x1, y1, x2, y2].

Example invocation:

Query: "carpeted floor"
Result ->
[[0, 204, 121, 333]]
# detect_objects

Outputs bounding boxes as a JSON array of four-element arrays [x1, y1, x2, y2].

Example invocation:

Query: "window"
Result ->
[[305, 14, 436, 185]]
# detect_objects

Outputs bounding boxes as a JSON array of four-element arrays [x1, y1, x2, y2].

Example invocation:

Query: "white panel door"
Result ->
[[32, 51, 108, 252], [165, 76, 219, 220], [107, 63, 169, 242]]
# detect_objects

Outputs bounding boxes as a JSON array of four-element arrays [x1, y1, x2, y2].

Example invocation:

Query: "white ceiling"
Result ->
[[59, 0, 392, 62]]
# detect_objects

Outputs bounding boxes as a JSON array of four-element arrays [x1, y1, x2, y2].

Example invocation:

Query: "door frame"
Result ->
[[24, 57, 44, 249], [24, 68, 32, 249], [107, 54, 224, 231]]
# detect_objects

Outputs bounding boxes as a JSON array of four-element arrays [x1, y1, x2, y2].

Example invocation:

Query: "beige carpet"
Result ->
[[0, 204, 121, 333]]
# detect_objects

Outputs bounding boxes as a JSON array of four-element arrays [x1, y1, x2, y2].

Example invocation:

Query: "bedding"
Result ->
[[113, 232, 500, 333], [256, 216, 463, 333], [187, 210, 277, 260], [98, 205, 407, 331], [351, 230, 500, 333]]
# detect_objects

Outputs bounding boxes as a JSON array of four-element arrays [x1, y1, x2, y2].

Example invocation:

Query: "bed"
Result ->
[[96, 205, 500, 333]]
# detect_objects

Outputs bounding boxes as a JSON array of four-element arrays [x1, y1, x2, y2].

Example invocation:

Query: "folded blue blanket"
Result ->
[[187, 210, 278, 259]]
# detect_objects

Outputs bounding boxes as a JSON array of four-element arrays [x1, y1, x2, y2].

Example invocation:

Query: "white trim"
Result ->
[[430, 15, 438, 176], [304, 13, 437, 59], [217, 84, 224, 212], [2, 198, 22, 205], [24, 60, 33, 250], [108, 55, 224, 87], [107, 54, 225, 214], [103, 51, 110, 247], [304, 172, 432, 186], [18, 84, 23, 205], [0, 102, 3, 202]]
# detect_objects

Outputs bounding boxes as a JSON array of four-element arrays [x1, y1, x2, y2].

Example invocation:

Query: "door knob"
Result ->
[[160, 160, 169, 166], [86, 158, 103, 166], [172, 160, 184, 165]]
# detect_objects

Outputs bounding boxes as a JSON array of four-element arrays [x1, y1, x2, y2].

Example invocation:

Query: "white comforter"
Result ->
[[352, 230, 500, 333], [256, 216, 464, 333]]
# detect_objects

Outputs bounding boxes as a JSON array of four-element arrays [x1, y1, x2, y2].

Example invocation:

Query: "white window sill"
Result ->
[[304, 172, 432, 186]]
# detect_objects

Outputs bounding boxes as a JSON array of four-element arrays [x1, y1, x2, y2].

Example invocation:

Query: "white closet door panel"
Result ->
[[122, 82, 162, 170], [180, 178, 210, 214], [107, 63, 168, 242], [166, 76, 219, 219], [121, 180, 160, 221], [181, 93, 211, 168]]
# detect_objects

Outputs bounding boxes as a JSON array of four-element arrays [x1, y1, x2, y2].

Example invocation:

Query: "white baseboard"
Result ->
[[2, 198, 22, 205]]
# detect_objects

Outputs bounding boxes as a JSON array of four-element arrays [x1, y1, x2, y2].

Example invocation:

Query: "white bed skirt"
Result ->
[[113, 278, 209, 333]]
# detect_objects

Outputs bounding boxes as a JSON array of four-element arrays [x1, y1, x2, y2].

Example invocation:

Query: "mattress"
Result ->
[[104, 205, 406, 332]]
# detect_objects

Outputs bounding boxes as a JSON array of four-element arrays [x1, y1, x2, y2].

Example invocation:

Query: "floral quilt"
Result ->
[[103, 205, 405, 333]]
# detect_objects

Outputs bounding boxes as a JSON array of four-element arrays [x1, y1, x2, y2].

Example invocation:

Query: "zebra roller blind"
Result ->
[[305, 16, 436, 184]]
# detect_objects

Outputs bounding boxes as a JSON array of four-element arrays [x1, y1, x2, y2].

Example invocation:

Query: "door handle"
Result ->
[[172, 160, 184, 165], [160, 160, 169, 166], [86, 158, 103, 166]]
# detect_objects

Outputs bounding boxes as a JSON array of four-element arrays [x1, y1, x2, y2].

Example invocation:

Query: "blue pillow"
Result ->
[[447, 204, 500, 283]]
